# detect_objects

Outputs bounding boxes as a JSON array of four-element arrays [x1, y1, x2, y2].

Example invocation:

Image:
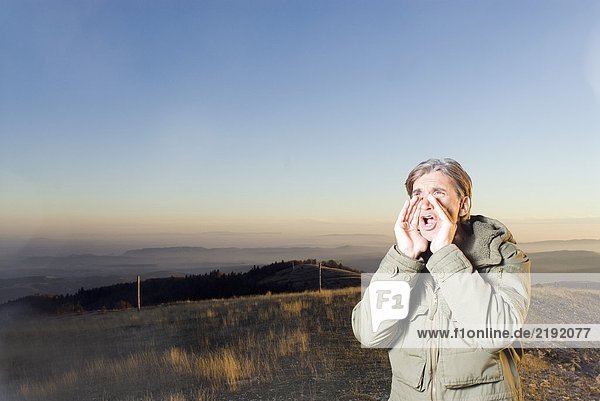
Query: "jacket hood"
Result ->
[[458, 215, 516, 268]]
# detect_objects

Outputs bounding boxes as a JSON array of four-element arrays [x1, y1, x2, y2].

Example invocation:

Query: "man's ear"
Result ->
[[459, 197, 471, 218]]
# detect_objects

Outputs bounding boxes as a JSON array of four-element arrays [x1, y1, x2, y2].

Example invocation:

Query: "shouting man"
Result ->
[[352, 158, 531, 401]]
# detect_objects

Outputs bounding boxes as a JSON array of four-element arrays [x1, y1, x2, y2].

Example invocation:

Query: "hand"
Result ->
[[426, 194, 458, 253], [394, 196, 429, 259]]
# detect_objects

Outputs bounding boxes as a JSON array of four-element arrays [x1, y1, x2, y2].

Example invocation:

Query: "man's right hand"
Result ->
[[394, 196, 429, 260]]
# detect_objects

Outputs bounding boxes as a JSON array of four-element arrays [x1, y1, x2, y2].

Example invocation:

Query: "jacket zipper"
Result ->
[[429, 288, 439, 401]]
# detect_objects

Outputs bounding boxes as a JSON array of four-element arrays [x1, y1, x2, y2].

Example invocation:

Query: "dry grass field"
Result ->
[[0, 286, 599, 401]]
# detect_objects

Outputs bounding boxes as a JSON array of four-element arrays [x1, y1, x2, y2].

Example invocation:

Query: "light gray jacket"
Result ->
[[352, 215, 531, 401]]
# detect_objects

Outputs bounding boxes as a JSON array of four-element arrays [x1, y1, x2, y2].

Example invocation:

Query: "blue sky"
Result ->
[[1, 1, 599, 243]]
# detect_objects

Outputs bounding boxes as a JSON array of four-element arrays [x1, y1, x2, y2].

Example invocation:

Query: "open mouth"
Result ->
[[420, 214, 437, 231]]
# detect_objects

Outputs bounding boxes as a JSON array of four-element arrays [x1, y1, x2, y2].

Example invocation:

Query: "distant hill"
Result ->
[[121, 245, 384, 265], [1, 242, 599, 304], [0, 245, 385, 277], [0, 259, 361, 320], [520, 239, 600, 253], [0, 245, 381, 302], [258, 263, 360, 291], [528, 250, 600, 273]]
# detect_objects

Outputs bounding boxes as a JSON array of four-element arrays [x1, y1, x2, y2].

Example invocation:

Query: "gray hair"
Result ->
[[405, 158, 472, 220]]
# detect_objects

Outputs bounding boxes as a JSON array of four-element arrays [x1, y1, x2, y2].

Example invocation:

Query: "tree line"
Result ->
[[0, 258, 359, 319]]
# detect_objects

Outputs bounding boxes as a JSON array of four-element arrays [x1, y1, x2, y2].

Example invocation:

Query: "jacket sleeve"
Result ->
[[426, 242, 531, 351], [351, 244, 425, 348]]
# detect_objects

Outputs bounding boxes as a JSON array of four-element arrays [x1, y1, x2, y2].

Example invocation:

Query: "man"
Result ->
[[352, 158, 531, 401]]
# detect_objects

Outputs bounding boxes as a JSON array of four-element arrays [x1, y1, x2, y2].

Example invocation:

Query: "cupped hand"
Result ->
[[426, 194, 458, 253], [394, 196, 429, 259]]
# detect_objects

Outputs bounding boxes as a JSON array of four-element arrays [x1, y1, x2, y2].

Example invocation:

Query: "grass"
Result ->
[[0, 288, 390, 401], [1, 286, 598, 400], [279, 300, 308, 317]]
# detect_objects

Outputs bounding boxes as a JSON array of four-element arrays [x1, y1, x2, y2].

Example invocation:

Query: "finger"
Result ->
[[396, 197, 418, 232], [396, 200, 410, 226], [409, 199, 421, 229], [427, 195, 453, 222], [405, 196, 420, 226], [407, 198, 423, 231]]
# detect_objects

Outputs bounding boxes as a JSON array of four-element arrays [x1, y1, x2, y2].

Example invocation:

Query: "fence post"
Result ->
[[319, 263, 322, 293], [137, 274, 141, 312]]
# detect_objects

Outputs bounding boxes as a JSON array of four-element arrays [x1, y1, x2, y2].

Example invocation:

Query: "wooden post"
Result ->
[[318, 262, 322, 293], [137, 274, 141, 312]]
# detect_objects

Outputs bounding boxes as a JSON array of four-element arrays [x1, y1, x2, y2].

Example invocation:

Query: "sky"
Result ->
[[1, 0, 599, 248]]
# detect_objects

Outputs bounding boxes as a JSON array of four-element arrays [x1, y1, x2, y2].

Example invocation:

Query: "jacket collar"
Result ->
[[456, 215, 516, 268]]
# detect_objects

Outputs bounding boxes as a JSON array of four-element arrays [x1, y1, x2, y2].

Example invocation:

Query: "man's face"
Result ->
[[411, 171, 467, 242]]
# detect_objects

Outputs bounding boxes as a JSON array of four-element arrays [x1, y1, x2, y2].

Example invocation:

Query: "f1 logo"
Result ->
[[369, 280, 411, 332]]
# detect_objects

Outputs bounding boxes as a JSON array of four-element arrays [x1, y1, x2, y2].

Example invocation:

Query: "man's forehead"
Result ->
[[413, 171, 454, 189]]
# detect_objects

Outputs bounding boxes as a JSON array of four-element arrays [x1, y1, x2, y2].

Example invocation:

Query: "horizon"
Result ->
[[2, 226, 600, 259]]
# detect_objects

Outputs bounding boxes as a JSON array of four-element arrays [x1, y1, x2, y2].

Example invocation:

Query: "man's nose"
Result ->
[[420, 196, 432, 210]]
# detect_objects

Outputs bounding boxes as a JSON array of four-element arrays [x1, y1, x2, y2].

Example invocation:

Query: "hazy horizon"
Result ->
[[2, 220, 599, 259]]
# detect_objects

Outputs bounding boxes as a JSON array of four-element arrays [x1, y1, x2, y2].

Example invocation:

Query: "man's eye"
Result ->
[[434, 191, 444, 197]]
